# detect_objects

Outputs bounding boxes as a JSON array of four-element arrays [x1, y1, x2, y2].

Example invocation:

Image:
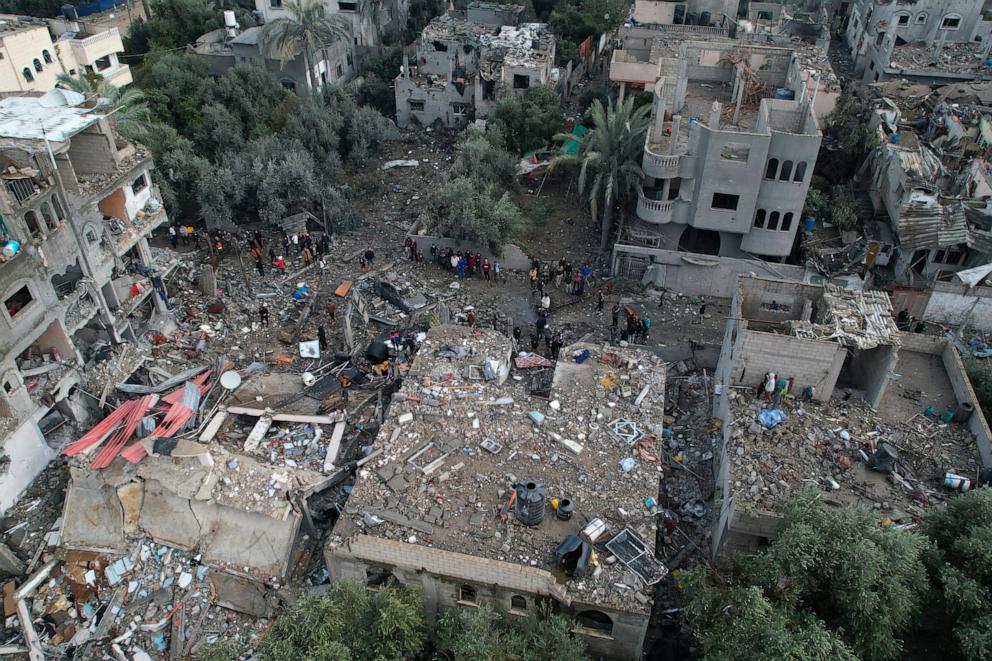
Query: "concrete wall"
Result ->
[[328, 535, 648, 661], [66, 122, 120, 175], [395, 76, 474, 129], [409, 230, 532, 271], [924, 281, 992, 331], [0, 25, 65, 93], [731, 328, 846, 398], [845, 345, 898, 409], [941, 341, 992, 467], [0, 418, 57, 514]]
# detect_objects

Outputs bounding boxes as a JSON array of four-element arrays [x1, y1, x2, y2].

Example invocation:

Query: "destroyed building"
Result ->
[[191, 11, 355, 92], [394, 3, 557, 129], [844, 0, 992, 83], [326, 325, 667, 661], [711, 275, 992, 554], [253, 0, 409, 50], [860, 93, 992, 285], [0, 91, 171, 514], [608, 34, 822, 263]]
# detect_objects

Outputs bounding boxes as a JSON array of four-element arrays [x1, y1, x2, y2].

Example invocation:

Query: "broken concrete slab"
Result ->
[[206, 571, 277, 617], [0, 542, 25, 576]]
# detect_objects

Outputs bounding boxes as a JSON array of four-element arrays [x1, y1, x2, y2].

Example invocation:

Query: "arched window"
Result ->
[[895, 11, 910, 25], [40, 203, 57, 230], [765, 158, 778, 179], [779, 161, 793, 181], [915, 12, 927, 24], [23, 210, 41, 237], [51, 196, 64, 220], [794, 162, 807, 182], [782, 212, 794, 232], [768, 211, 780, 231], [32, 58, 42, 73], [42, 49, 52, 64], [22, 68, 33, 82], [754, 209, 766, 229], [942, 13, 962, 29], [365, 565, 393, 588], [510, 595, 527, 612], [575, 610, 614, 637]]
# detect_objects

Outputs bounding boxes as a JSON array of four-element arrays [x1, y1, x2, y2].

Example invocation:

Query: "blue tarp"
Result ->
[[757, 409, 787, 429], [72, 0, 128, 18]]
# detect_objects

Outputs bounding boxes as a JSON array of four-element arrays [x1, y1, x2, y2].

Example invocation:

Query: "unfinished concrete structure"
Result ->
[[395, 3, 556, 129], [717, 276, 900, 408], [191, 12, 354, 92], [327, 325, 667, 661], [845, 0, 992, 83], [711, 277, 991, 554], [0, 91, 171, 515], [617, 36, 822, 260]]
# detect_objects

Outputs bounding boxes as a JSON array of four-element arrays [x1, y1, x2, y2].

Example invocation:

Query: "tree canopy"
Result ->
[[686, 492, 927, 661], [134, 54, 391, 228], [488, 86, 563, 155], [435, 605, 588, 661], [924, 488, 992, 660], [257, 581, 427, 661]]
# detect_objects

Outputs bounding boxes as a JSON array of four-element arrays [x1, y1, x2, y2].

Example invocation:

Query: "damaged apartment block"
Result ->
[[0, 91, 171, 514], [608, 32, 822, 266], [395, 2, 556, 129], [711, 275, 992, 554], [326, 325, 668, 661]]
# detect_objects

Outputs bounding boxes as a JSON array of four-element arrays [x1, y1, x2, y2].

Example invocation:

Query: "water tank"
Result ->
[[514, 481, 546, 526], [685, 11, 698, 25], [775, 87, 796, 100], [556, 497, 574, 521], [224, 10, 237, 27], [61, 4, 78, 20], [699, 11, 711, 25], [673, 4, 685, 23]]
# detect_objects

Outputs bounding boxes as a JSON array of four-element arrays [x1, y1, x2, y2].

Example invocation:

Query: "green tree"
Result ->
[[125, 0, 234, 57], [553, 96, 649, 252], [451, 125, 519, 191], [257, 581, 426, 660], [260, 0, 351, 93], [742, 493, 927, 660], [818, 88, 881, 182], [436, 605, 588, 661], [685, 578, 858, 661], [828, 185, 859, 231], [425, 176, 525, 253], [489, 85, 563, 154], [924, 488, 992, 660], [55, 73, 151, 139]]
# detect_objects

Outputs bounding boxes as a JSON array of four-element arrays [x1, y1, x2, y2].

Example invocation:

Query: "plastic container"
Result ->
[[514, 481, 546, 526], [945, 472, 972, 491], [805, 217, 816, 232], [556, 498, 574, 521]]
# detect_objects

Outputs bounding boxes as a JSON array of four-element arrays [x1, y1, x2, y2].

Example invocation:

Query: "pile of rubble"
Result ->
[[726, 389, 981, 521]]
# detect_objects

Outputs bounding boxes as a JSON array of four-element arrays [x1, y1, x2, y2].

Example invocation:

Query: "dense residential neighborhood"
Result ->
[[0, 0, 992, 657]]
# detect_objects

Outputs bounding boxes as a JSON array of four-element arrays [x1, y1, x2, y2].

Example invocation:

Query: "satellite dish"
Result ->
[[220, 371, 242, 390]]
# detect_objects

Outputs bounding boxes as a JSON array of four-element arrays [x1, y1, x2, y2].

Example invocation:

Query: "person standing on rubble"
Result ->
[[457, 254, 466, 279], [482, 257, 491, 281], [764, 371, 777, 404], [169, 224, 178, 249], [529, 265, 538, 289], [513, 326, 522, 345], [467, 252, 476, 277], [259, 306, 270, 327], [302, 245, 313, 267], [529, 330, 539, 351], [494, 259, 502, 283], [318, 325, 327, 351], [611, 302, 621, 327], [255, 256, 265, 277], [597, 290, 605, 313], [364, 245, 375, 268], [551, 332, 563, 360], [696, 297, 707, 324], [321, 232, 331, 256]]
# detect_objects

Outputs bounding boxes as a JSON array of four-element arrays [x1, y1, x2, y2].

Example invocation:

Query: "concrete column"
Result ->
[[669, 115, 682, 155], [652, 79, 667, 137], [199, 265, 216, 298], [135, 236, 167, 314], [619, 81, 626, 102], [661, 179, 671, 200], [709, 101, 722, 129]]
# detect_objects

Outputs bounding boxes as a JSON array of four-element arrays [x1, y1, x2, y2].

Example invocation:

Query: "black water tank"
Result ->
[[955, 401, 975, 423], [673, 4, 685, 23], [366, 339, 388, 363], [556, 498, 574, 521], [699, 10, 711, 25], [514, 481, 546, 526]]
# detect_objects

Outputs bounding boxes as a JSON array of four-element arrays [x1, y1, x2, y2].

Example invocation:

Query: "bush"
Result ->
[[489, 86, 563, 154], [452, 125, 519, 190], [425, 177, 525, 253], [257, 581, 427, 661], [436, 605, 588, 661]]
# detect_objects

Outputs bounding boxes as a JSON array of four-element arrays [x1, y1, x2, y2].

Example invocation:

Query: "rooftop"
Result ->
[[0, 91, 100, 144], [889, 42, 992, 75], [0, 15, 49, 37], [331, 325, 667, 612]]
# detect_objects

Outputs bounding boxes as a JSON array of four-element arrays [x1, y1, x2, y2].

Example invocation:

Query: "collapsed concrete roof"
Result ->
[[60, 445, 331, 579], [329, 324, 667, 613]]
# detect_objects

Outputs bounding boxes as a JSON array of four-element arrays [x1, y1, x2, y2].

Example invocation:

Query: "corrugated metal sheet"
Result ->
[[894, 197, 970, 251]]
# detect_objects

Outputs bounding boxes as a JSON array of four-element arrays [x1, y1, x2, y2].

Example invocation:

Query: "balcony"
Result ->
[[100, 65, 133, 87], [114, 203, 167, 256], [636, 190, 673, 224], [67, 27, 125, 66], [643, 150, 683, 179]]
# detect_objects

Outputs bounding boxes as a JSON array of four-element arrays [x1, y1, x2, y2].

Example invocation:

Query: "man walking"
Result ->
[[259, 306, 270, 327], [597, 290, 605, 313], [611, 302, 621, 327]]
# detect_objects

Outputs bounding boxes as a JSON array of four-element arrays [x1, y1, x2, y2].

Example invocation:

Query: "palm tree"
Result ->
[[553, 97, 651, 253], [55, 73, 151, 138], [260, 0, 352, 93]]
